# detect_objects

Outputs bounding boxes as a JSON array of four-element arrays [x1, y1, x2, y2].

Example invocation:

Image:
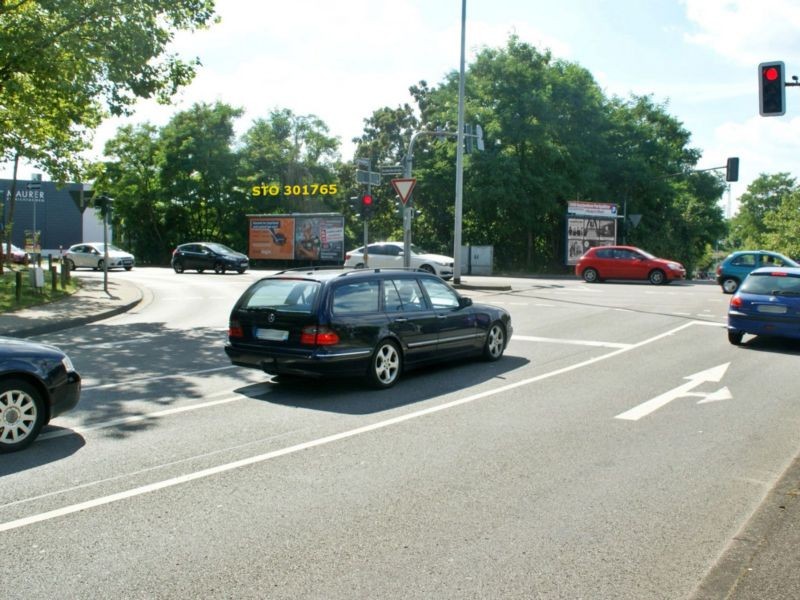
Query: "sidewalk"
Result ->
[[0, 275, 142, 338]]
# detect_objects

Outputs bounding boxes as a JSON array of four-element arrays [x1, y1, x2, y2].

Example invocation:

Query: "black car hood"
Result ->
[[0, 336, 64, 359]]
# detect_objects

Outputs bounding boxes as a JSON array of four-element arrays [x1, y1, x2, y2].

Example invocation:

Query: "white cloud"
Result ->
[[683, 0, 800, 65]]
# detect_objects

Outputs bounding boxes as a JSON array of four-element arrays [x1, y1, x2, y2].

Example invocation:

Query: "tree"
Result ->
[[729, 173, 798, 249], [91, 123, 168, 263], [159, 102, 244, 245], [239, 108, 341, 216], [1, 0, 217, 264], [763, 190, 800, 258]]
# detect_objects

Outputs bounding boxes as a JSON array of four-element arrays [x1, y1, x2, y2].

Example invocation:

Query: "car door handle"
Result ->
[[393, 318, 408, 323]]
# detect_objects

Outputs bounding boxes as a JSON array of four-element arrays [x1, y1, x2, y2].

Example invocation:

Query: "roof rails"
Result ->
[[274, 265, 351, 275]]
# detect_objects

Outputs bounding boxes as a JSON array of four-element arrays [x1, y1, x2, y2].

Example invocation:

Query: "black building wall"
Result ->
[[1, 179, 84, 250]]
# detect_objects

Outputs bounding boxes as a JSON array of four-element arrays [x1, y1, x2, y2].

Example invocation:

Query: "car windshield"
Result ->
[[635, 248, 656, 259], [740, 272, 800, 296], [207, 243, 236, 254], [242, 279, 321, 313]]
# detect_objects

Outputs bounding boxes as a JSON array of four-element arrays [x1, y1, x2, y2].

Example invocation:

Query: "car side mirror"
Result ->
[[458, 296, 473, 308]]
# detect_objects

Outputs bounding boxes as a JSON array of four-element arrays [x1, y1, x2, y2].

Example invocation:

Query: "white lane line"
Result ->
[[512, 335, 632, 349], [82, 366, 236, 391], [0, 320, 703, 533], [38, 396, 245, 441]]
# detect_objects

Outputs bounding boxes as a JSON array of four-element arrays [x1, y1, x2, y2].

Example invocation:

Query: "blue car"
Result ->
[[727, 267, 800, 345], [716, 250, 799, 294]]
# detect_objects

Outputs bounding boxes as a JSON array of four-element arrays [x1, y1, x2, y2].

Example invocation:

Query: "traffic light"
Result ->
[[726, 157, 739, 182], [759, 61, 785, 116], [361, 194, 374, 219]]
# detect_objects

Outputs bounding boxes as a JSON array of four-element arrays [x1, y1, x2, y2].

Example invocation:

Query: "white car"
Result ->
[[64, 242, 135, 271], [344, 241, 454, 280]]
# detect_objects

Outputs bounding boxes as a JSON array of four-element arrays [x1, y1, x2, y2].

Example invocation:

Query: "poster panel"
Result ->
[[249, 217, 295, 259], [565, 217, 617, 265], [294, 216, 344, 261]]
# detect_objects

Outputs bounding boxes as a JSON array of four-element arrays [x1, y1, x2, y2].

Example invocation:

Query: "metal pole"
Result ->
[[102, 201, 109, 294], [453, 0, 467, 285]]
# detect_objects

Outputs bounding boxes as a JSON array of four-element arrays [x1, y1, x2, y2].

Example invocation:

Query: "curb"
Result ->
[[6, 293, 143, 338]]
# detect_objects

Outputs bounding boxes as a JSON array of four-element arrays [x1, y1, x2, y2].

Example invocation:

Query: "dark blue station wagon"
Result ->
[[224, 268, 512, 388]]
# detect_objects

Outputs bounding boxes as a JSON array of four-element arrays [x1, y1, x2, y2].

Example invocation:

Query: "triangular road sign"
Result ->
[[391, 178, 416, 205]]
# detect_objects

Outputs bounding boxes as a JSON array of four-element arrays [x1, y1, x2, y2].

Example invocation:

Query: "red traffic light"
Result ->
[[758, 61, 785, 117], [362, 194, 373, 205]]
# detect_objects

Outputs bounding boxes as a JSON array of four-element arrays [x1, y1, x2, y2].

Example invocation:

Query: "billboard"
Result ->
[[565, 202, 618, 265], [248, 214, 344, 262]]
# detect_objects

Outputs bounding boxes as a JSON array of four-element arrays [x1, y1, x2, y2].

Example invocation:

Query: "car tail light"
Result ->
[[716, 265, 721, 276], [228, 320, 244, 338], [172, 248, 178, 256], [345, 253, 351, 261], [300, 325, 340, 346], [730, 296, 742, 309]]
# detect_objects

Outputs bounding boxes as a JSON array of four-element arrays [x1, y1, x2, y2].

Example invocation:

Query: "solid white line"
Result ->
[[38, 396, 245, 440], [82, 366, 236, 391], [512, 335, 632, 349], [0, 320, 702, 533]]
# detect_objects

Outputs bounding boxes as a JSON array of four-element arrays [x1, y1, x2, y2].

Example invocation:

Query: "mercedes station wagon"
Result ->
[[225, 268, 512, 388]]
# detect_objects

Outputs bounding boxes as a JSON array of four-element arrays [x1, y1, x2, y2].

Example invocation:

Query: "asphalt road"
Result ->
[[2, 270, 798, 599]]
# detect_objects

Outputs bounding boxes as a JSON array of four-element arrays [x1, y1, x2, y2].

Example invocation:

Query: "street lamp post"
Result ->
[[453, 0, 467, 285]]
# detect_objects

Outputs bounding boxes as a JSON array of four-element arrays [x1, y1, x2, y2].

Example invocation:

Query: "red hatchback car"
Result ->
[[575, 245, 686, 285]]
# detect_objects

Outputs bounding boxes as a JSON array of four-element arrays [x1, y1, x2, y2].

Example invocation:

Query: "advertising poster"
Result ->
[[248, 217, 295, 259], [565, 201, 618, 265], [294, 216, 344, 262]]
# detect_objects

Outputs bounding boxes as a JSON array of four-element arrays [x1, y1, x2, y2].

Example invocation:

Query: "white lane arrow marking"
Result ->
[[615, 363, 730, 421]]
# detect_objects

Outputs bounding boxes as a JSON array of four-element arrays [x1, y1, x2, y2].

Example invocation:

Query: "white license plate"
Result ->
[[756, 305, 787, 314], [255, 328, 289, 341]]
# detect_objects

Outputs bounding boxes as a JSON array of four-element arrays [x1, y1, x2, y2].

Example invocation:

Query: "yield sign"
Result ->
[[391, 178, 416, 205]]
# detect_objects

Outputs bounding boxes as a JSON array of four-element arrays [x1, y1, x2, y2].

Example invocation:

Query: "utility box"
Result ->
[[460, 245, 494, 275], [29, 267, 44, 289]]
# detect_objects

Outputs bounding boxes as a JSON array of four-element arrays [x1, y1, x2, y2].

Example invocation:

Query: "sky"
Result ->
[[5, 0, 800, 215]]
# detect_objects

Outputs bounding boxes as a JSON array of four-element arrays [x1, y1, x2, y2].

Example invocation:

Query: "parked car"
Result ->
[[225, 268, 511, 388], [716, 250, 799, 294], [172, 242, 249, 274], [344, 242, 454, 280], [0, 337, 81, 453], [727, 267, 800, 345], [4, 243, 30, 264], [64, 242, 135, 271], [575, 245, 686, 285]]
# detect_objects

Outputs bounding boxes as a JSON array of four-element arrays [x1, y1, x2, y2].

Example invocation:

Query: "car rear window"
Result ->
[[741, 273, 800, 296], [243, 279, 321, 313], [332, 280, 380, 314]]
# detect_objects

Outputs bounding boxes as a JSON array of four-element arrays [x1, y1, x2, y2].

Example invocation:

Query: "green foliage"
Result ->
[[729, 173, 797, 249], [0, 0, 217, 181]]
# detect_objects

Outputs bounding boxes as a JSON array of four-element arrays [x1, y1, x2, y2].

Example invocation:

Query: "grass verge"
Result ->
[[0, 266, 79, 313]]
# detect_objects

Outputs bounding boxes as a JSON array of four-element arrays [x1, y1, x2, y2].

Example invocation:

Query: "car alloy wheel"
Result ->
[[0, 379, 46, 453], [722, 278, 739, 294], [97, 259, 104, 270], [64, 258, 75, 271], [369, 340, 401, 389], [582, 268, 599, 283], [173, 262, 184, 273], [483, 322, 506, 361], [649, 269, 666, 285], [419, 264, 435, 274], [214, 263, 226, 274]]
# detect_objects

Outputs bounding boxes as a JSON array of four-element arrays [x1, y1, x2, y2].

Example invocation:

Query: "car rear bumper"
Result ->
[[225, 343, 371, 378], [728, 313, 800, 340]]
